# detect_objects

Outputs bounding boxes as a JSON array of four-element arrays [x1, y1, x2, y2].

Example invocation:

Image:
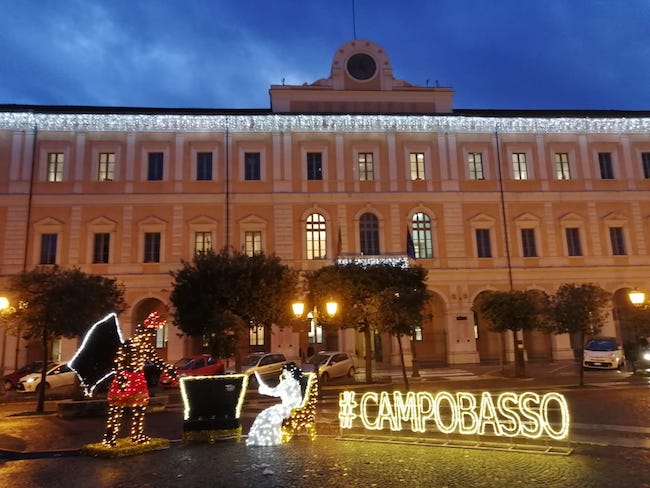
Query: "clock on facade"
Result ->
[[346, 53, 377, 81]]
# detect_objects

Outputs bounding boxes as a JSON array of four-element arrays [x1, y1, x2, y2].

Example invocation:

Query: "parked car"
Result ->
[[583, 337, 625, 370], [159, 354, 225, 388], [3, 361, 54, 391], [302, 351, 355, 383], [17, 362, 76, 393], [228, 352, 287, 387]]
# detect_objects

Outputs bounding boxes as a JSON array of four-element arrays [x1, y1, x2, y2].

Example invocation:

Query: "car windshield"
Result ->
[[175, 358, 194, 369], [315, 354, 333, 365], [244, 355, 263, 367], [585, 339, 617, 351]]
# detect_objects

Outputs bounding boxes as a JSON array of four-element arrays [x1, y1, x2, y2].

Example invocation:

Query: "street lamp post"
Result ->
[[292, 300, 338, 393], [0, 296, 13, 395]]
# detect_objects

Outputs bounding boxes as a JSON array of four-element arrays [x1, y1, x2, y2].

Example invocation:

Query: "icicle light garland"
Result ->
[[2, 112, 650, 134]]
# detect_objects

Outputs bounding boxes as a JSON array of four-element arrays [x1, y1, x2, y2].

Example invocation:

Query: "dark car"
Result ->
[[3, 361, 54, 391]]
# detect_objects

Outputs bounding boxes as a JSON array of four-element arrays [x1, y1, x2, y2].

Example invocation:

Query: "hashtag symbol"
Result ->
[[338, 391, 358, 429]]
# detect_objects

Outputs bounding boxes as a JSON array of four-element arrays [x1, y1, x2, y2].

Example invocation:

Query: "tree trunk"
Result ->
[[578, 329, 585, 387], [397, 335, 409, 391], [36, 328, 48, 414], [364, 328, 372, 383]]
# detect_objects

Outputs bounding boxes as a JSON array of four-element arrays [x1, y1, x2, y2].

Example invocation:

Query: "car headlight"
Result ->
[[643, 352, 650, 361], [26, 377, 36, 383]]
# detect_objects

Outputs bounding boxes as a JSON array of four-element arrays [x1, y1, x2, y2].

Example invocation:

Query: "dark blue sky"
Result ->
[[1, 0, 648, 111]]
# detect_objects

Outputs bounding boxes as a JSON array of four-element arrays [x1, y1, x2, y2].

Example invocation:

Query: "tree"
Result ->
[[307, 263, 430, 384], [472, 289, 550, 378], [9, 265, 127, 413], [548, 283, 612, 386], [169, 249, 298, 364]]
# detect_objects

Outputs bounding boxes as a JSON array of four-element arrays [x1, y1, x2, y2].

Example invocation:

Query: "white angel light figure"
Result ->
[[246, 362, 305, 446]]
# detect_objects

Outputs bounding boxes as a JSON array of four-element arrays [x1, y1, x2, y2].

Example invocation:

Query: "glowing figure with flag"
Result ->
[[246, 363, 305, 446], [102, 312, 176, 447]]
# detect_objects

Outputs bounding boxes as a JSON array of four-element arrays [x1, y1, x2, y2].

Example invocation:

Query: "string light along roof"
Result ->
[[1, 109, 650, 134]]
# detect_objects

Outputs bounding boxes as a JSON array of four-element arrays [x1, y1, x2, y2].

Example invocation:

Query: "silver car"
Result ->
[[583, 337, 625, 370], [238, 352, 288, 387], [304, 351, 355, 383]]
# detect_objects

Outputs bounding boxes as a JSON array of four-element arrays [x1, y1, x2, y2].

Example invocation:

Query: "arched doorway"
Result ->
[[613, 287, 649, 362], [522, 289, 553, 361], [131, 298, 169, 360], [473, 291, 503, 364]]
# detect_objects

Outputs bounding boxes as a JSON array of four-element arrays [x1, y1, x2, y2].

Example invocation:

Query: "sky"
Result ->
[[1, 0, 649, 111]]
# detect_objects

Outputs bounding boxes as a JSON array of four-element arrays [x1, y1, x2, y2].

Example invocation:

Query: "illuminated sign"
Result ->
[[339, 390, 570, 440]]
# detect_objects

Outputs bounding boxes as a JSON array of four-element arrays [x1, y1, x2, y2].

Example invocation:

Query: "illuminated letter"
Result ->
[[539, 392, 570, 440], [417, 392, 435, 433], [478, 392, 502, 436], [456, 392, 479, 435], [376, 391, 398, 431], [393, 392, 419, 432], [338, 391, 358, 429], [360, 392, 380, 430], [433, 391, 458, 434], [496, 392, 521, 437], [518, 392, 543, 438]]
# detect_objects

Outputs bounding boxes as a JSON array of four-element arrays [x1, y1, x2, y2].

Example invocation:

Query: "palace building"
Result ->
[[1, 39, 649, 370]]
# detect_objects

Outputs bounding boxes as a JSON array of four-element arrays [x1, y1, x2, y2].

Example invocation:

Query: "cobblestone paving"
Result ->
[[1, 436, 649, 488]]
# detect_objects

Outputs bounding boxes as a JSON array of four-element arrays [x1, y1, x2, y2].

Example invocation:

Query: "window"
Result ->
[[147, 152, 164, 181], [244, 152, 261, 180], [307, 152, 322, 181], [359, 213, 380, 255], [412, 325, 423, 342], [40, 233, 57, 264], [97, 152, 115, 181], [358, 153, 374, 181], [521, 228, 537, 257], [47, 152, 64, 182], [409, 152, 425, 180], [555, 153, 571, 180], [93, 233, 110, 263], [475, 229, 492, 258], [565, 228, 582, 256], [250, 325, 265, 346], [144, 232, 161, 262], [609, 227, 626, 255], [244, 231, 262, 256], [642, 152, 650, 179], [512, 153, 528, 180], [468, 152, 484, 180], [155, 324, 167, 349], [412, 213, 433, 258], [196, 152, 212, 181], [598, 152, 614, 179], [306, 213, 327, 259], [194, 231, 212, 254]]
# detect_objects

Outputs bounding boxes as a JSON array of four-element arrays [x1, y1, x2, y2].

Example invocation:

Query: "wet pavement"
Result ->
[[0, 360, 649, 487]]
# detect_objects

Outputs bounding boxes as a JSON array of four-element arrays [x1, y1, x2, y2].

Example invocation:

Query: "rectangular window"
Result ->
[[475, 229, 492, 258], [409, 152, 425, 180], [521, 228, 537, 257], [244, 152, 261, 181], [642, 152, 650, 179], [144, 232, 161, 262], [245, 231, 262, 256], [47, 152, 64, 182], [147, 152, 164, 181], [468, 152, 484, 180], [512, 153, 528, 180], [358, 152, 374, 181], [97, 152, 115, 181], [196, 152, 213, 181], [194, 232, 212, 254], [93, 233, 110, 263], [40, 233, 57, 264], [306, 152, 323, 181], [565, 228, 582, 256], [555, 153, 571, 180], [609, 227, 626, 255], [250, 325, 265, 346], [598, 152, 614, 179]]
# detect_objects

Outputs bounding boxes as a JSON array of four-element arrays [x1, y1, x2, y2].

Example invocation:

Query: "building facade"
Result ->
[[1, 40, 649, 372]]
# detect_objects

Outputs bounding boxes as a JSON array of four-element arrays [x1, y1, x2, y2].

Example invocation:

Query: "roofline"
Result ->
[[1, 104, 649, 119]]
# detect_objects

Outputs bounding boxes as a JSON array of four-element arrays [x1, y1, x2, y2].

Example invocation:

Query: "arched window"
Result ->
[[306, 213, 327, 259], [359, 213, 380, 255], [412, 213, 433, 258]]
